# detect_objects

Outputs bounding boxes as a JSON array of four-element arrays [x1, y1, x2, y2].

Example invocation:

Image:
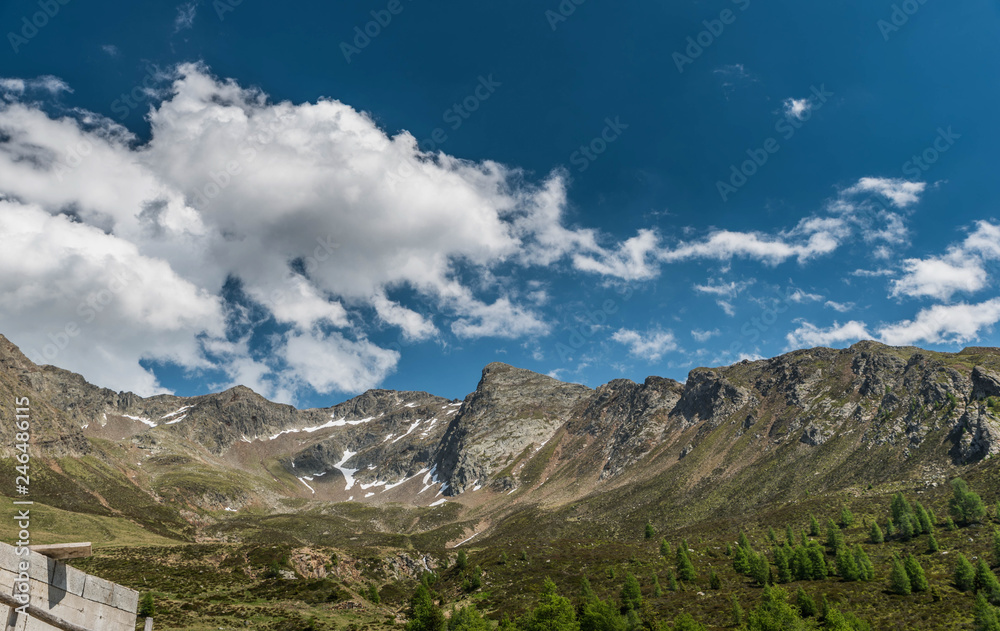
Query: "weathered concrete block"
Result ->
[[82, 574, 114, 606], [111, 583, 139, 613]]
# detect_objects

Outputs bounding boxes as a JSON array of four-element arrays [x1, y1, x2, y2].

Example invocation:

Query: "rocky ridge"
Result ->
[[1, 333, 999, 525]]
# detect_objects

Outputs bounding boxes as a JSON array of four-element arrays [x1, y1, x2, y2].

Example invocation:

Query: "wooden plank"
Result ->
[[28, 543, 92, 560], [0, 590, 94, 631]]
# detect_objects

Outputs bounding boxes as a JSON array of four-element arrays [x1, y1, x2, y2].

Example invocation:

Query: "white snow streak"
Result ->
[[121, 414, 156, 427], [160, 405, 194, 419], [335, 450, 359, 490]]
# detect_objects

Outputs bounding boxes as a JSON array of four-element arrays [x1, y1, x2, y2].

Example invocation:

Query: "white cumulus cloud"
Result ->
[[611, 327, 678, 361]]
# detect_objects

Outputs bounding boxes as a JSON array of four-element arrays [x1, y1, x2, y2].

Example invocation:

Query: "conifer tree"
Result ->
[[826, 519, 843, 550], [745, 585, 805, 630], [786, 524, 796, 546], [667, 569, 678, 592], [946, 516, 957, 531], [407, 584, 446, 631], [807, 545, 827, 580], [709, 571, 721, 590], [774, 546, 793, 583], [369, 584, 382, 604], [730, 595, 744, 628], [975, 559, 1000, 602], [915, 501, 932, 534], [836, 546, 860, 581], [824, 607, 870, 631], [138, 593, 155, 618], [660, 538, 670, 559], [886, 518, 896, 538], [928, 532, 940, 553], [732, 545, 749, 574], [521, 579, 578, 631], [992, 527, 1000, 567], [853, 545, 875, 581], [768, 526, 778, 543], [449, 604, 491, 631], [956, 553, 977, 592], [652, 574, 663, 598], [620, 573, 642, 612], [795, 587, 816, 618], [870, 521, 884, 544], [456, 550, 468, 571], [500, 552, 508, 565], [973, 592, 1000, 631], [580, 576, 596, 602], [792, 546, 813, 582], [898, 514, 915, 541], [644, 522, 655, 539], [840, 505, 855, 528], [671, 614, 706, 631], [809, 514, 821, 537], [891, 492, 913, 525], [738, 531, 752, 551], [748, 551, 769, 586], [904, 555, 929, 592], [676, 545, 696, 581], [950, 478, 987, 525], [996, 500, 1000, 521], [889, 557, 912, 595]]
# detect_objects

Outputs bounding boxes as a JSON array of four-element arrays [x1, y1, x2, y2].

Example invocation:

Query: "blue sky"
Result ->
[[1, 0, 999, 406]]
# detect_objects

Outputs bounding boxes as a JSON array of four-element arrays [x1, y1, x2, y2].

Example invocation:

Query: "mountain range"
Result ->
[[2, 333, 999, 544]]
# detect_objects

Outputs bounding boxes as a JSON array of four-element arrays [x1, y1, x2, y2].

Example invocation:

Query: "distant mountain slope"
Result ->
[[1, 333, 998, 538]]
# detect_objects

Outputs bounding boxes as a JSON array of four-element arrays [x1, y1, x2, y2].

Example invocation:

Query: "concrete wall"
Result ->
[[0, 542, 138, 630]]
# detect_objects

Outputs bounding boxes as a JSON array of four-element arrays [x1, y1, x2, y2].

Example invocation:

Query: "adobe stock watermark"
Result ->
[[722, 285, 802, 359], [110, 64, 168, 120], [385, 74, 501, 186], [52, 138, 93, 182], [12, 395, 32, 616], [256, 236, 341, 313], [716, 84, 833, 202], [545, 0, 588, 31], [902, 126, 959, 179], [850, 126, 960, 227], [27, 268, 139, 366], [340, 0, 416, 64], [213, 0, 244, 21], [877, 0, 931, 42], [189, 109, 302, 208], [554, 285, 635, 363], [570, 117, 628, 173], [7, 0, 71, 54], [673, 0, 751, 74]]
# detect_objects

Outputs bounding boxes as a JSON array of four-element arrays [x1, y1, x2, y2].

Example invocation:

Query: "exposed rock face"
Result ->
[[0, 335, 90, 457], [972, 365, 1000, 399], [290, 391, 453, 485], [433, 363, 591, 494], [573, 376, 684, 478], [670, 369, 755, 429]]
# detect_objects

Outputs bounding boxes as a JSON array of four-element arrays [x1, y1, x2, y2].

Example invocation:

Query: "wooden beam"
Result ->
[[0, 591, 94, 631], [28, 543, 92, 560]]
